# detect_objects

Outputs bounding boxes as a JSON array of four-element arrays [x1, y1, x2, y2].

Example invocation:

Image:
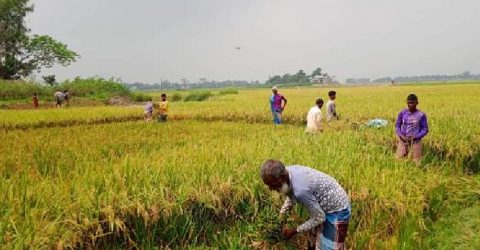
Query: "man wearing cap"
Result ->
[[260, 159, 351, 250], [269, 86, 287, 125]]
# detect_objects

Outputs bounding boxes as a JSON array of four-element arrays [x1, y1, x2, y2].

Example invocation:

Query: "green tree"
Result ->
[[42, 74, 56, 86], [281, 73, 291, 83], [0, 0, 78, 79], [311, 67, 322, 77], [266, 75, 282, 84], [292, 69, 307, 83]]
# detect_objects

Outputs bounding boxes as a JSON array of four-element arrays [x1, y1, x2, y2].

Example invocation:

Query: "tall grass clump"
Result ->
[[62, 77, 131, 99], [131, 92, 153, 102], [219, 89, 239, 95], [184, 91, 213, 102], [0, 80, 52, 100], [170, 93, 182, 102], [0, 77, 133, 102]]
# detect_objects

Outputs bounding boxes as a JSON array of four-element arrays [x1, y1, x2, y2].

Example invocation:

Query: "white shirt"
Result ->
[[305, 106, 323, 133], [54, 91, 65, 100]]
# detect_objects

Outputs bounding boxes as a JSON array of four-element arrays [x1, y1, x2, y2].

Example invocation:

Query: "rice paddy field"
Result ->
[[1, 83, 480, 249]]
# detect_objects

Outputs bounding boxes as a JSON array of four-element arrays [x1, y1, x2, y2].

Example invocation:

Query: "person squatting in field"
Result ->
[[260, 160, 351, 250], [395, 94, 429, 164], [269, 86, 287, 125], [305, 98, 324, 133], [144, 101, 154, 122]]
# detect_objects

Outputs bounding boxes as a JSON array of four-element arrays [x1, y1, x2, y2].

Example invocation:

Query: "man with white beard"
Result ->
[[260, 159, 351, 250]]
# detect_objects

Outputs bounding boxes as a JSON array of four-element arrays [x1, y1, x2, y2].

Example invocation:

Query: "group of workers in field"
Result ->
[[33, 84, 428, 249], [267, 86, 428, 249], [31, 90, 169, 123], [143, 93, 169, 123], [31, 89, 71, 109]]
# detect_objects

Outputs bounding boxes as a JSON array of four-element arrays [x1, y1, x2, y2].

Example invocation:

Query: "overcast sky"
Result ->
[[28, 0, 480, 83]]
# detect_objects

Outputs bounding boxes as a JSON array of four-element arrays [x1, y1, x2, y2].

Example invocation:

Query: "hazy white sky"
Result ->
[[28, 0, 480, 83]]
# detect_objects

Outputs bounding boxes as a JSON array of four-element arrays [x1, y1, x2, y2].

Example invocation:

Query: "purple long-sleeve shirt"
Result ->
[[270, 93, 286, 112], [395, 108, 429, 141]]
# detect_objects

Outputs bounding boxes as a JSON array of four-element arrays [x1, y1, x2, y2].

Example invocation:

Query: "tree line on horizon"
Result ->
[[346, 71, 480, 84], [266, 67, 336, 85], [126, 80, 263, 91]]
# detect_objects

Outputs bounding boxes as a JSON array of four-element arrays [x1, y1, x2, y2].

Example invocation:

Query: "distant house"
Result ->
[[310, 75, 324, 84]]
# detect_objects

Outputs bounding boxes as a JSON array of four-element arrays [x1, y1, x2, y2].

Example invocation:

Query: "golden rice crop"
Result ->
[[0, 83, 479, 249]]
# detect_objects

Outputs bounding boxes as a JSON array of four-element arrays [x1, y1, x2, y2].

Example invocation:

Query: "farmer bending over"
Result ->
[[395, 94, 429, 164], [144, 101, 154, 122], [260, 159, 351, 250], [54, 89, 64, 108]]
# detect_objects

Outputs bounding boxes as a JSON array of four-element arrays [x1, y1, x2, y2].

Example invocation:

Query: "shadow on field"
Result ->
[[74, 199, 243, 249], [69, 191, 292, 249], [364, 132, 480, 174], [423, 143, 480, 174]]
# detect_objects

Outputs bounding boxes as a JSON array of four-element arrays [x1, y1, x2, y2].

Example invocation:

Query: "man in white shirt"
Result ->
[[54, 90, 65, 108], [306, 98, 324, 133]]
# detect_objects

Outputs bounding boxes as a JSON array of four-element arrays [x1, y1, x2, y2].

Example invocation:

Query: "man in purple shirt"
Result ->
[[395, 94, 429, 164], [269, 86, 287, 125]]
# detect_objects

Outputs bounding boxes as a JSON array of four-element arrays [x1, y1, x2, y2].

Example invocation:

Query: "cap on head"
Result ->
[[272, 86, 278, 91]]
